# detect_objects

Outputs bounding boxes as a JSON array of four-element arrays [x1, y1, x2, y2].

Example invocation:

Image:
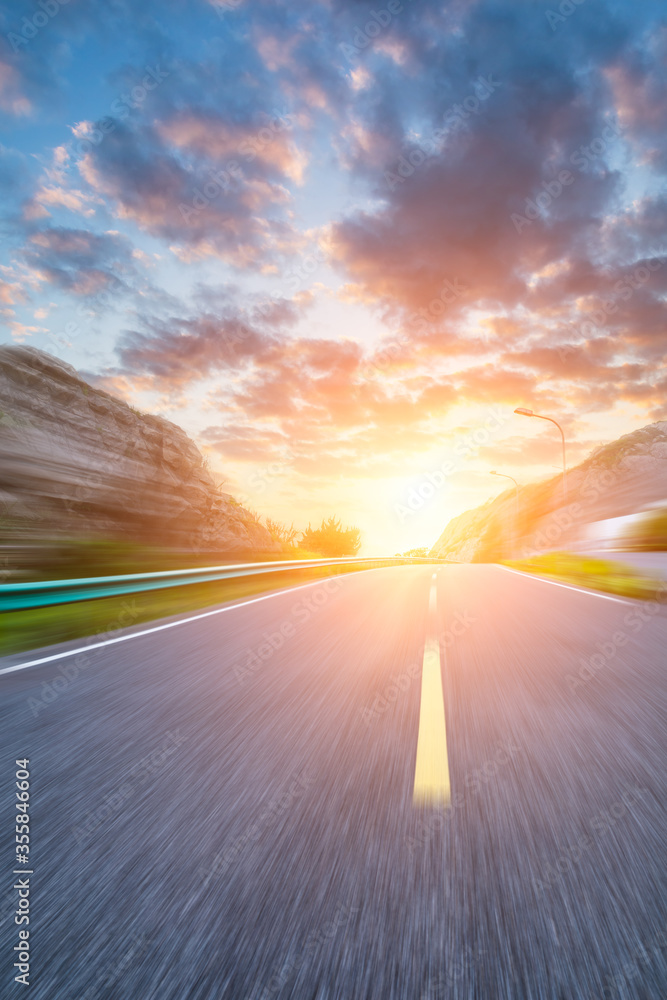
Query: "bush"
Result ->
[[621, 507, 667, 551], [299, 516, 361, 557], [503, 551, 664, 601], [265, 517, 299, 545], [264, 517, 302, 554]]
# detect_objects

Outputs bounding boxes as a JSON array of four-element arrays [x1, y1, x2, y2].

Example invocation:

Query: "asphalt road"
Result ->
[[1, 564, 666, 999]]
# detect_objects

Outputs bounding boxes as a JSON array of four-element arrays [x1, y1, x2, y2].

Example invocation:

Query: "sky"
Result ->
[[1, 0, 666, 555]]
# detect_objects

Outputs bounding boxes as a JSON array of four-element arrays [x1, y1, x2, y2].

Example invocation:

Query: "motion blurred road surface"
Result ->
[[1, 564, 666, 999]]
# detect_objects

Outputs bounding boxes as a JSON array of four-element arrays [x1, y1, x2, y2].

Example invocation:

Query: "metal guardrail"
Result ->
[[0, 556, 442, 611]]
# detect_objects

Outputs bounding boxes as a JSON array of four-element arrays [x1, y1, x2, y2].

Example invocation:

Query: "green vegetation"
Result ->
[[0, 501, 18, 533], [0, 513, 398, 656], [265, 517, 301, 553], [0, 558, 406, 657], [503, 551, 665, 601], [299, 516, 361, 557], [399, 547, 429, 558], [621, 507, 667, 551], [3, 538, 284, 583], [262, 515, 362, 558]]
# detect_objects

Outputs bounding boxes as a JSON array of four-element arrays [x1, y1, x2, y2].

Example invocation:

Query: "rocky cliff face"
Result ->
[[430, 421, 667, 562], [0, 346, 277, 555]]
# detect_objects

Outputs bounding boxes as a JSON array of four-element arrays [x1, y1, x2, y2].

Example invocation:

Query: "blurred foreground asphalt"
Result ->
[[1, 564, 666, 999]]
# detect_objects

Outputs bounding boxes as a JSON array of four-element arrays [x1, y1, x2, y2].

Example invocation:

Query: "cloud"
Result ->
[[606, 25, 667, 172], [112, 285, 311, 390], [2, 0, 667, 516], [27, 184, 97, 219], [20, 226, 137, 297], [0, 58, 31, 116], [0, 0, 175, 123], [107, 287, 541, 475], [306, 0, 666, 429], [77, 116, 302, 266], [0, 275, 25, 305], [158, 109, 307, 184]]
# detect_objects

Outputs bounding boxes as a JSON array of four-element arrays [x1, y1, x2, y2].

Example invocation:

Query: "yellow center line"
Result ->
[[413, 578, 451, 806]]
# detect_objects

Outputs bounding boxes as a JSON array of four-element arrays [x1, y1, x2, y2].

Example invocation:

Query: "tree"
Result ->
[[401, 547, 428, 558], [264, 517, 301, 552], [299, 516, 361, 557]]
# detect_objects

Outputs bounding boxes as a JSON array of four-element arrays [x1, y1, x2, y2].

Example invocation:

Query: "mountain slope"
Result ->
[[430, 422, 667, 562], [0, 346, 276, 555]]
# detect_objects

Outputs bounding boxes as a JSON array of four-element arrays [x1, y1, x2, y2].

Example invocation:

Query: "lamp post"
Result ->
[[514, 407, 567, 500], [491, 470, 520, 556]]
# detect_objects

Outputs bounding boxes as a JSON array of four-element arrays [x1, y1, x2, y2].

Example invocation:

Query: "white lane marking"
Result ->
[[413, 578, 450, 805], [497, 566, 632, 604], [0, 569, 394, 677]]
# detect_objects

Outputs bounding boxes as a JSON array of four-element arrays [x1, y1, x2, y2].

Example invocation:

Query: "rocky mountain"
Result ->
[[0, 346, 277, 555], [430, 421, 667, 562]]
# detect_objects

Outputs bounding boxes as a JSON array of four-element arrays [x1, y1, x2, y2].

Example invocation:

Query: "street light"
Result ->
[[491, 470, 520, 555], [514, 407, 567, 500]]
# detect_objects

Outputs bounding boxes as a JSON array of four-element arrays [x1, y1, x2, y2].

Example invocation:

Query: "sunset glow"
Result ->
[[2, 0, 666, 552]]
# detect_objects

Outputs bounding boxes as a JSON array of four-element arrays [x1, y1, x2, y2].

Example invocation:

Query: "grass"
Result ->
[[502, 551, 666, 602], [622, 509, 667, 551], [4, 539, 362, 583], [0, 558, 406, 657]]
